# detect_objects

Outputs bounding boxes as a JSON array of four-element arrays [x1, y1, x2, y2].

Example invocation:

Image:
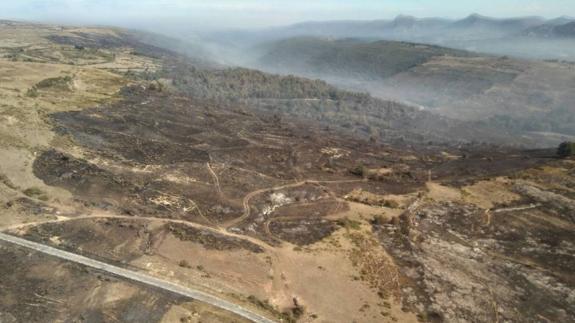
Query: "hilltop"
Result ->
[[255, 37, 473, 80]]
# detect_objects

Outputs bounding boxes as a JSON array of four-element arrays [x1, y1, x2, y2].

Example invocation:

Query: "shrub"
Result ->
[[288, 297, 305, 320], [557, 142, 575, 158], [147, 80, 165, 92], [372, 215, 387, 226], [26, 87, 39, 98], [384, 200, 400, 208], [23, 187, 49, 201], [0, 174, 17, 190], [178, 260, 191, 268], [349, 164, 366, 177], [33, 76, 73, 91]]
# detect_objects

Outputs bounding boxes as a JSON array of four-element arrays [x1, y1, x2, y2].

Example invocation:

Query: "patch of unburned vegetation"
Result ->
[[22, 186, 49, 201], [35, 75, 74, 90], [245, 295, 304, 323], [166, 223, 264, 253], [344, 188, 404, 208]]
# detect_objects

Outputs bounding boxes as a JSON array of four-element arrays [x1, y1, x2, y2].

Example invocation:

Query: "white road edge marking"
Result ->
[[0, 232, 276, 323]]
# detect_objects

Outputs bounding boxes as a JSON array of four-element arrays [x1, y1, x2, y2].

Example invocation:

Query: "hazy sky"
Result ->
[[1, 0, 574, 30]]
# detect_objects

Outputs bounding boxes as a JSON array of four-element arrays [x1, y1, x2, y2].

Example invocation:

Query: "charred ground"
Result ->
[[0, 22, 574, 323]]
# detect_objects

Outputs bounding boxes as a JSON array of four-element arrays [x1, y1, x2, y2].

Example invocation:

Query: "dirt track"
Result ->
[[3, 214, 273, 252], [224, 179, 366, 229]]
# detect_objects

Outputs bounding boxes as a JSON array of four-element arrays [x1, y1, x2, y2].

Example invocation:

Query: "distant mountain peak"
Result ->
[[467, 13, 490, 20], [547, 16, 575, 26], [394, 15, 417, 21], [455, 13, 493, 26], [555, 21, 575, 37], [453, 13, 545, 30], [389, 14, 452, 29], [391, 15, 418, 28]]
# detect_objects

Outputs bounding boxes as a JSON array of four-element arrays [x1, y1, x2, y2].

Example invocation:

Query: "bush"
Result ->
[[557, 142, 575, 158], [178, 260, 191, 268], [23, 187, 49, 201], [26, 87, 39, 98], [349, 164, 366, 177], [0, 174, 17, 190], [34, 76, 73, 91], [372, 215, 387, 226], [383, 200, 400, 209], [287, 297, 305, 320]]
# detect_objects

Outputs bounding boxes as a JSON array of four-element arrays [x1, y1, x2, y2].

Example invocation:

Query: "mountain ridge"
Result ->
[[253, 36, 575, 146], [201, 13, 575, 62]]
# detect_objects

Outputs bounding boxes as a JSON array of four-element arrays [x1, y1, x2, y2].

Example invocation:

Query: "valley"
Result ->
[[0, 20, 574, 323], [253, 37, 575, 147], [204, 14, 575, 62]]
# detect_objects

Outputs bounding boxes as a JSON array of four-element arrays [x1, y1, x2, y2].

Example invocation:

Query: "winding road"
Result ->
[[0, 174, 365, 322], [223, 178, 365, 228], [0, 232, 276, 323]]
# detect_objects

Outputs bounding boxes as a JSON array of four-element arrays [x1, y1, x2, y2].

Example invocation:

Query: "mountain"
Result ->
[[293, 15, 453, 36], [525, 20, 575, 38], [452, 14, 544, 30], [255, 37, 473, 79], [390, 15, 451, 29], [556, 21, 575, 37], [2, 20, 575, 323], [263, 14, 546, 40], [202, 14, 575, 62], [546, 16, 575, 26], [254, 37, 575, 146], [446, 14, 545, 40]]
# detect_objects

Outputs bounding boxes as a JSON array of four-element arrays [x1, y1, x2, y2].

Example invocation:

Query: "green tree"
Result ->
[[557, 142, 575, 158]]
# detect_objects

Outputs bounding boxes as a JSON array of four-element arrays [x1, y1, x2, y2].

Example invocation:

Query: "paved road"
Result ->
[[0, 232, 276, 323], [492, 203, 541, 213]]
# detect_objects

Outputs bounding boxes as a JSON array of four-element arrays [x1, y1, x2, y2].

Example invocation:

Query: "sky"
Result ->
[[1, 0, 574, 31]]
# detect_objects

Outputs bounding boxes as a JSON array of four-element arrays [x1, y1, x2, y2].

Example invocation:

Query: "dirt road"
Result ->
[[224, 179, 365, 228], [3, 213, 273, 252]]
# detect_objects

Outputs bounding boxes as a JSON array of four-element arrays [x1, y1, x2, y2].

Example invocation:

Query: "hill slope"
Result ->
[[203, 14, 575, 62], [263, 14, 546, 41], [525, 21, 575, 38], [254, 37, 575, 146], [1, 21, 575, 323], [256, 37, 473, 79]]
